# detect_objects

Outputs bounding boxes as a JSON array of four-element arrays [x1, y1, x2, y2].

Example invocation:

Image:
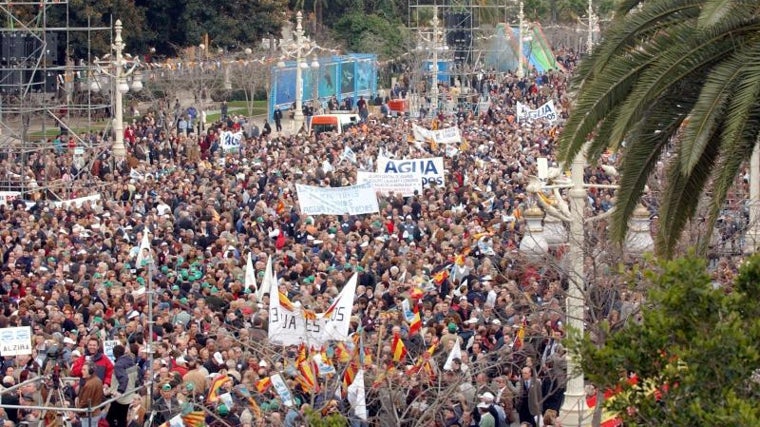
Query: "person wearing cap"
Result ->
[[208, 402, 240, 427], [153, 382, 181, 426], [477, 401, 496, 427]]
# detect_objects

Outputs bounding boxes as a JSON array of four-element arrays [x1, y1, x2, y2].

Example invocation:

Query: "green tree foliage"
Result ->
[[573, 254, 760, 425], [333, 13, 408, 60], [556, 0, 760, 257]]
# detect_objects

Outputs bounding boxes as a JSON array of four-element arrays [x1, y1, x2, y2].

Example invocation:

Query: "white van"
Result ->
[[308, 113, 361, 136]]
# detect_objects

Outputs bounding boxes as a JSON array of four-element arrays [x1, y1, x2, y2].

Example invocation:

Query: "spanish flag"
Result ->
[[454, 247, 471, 266], [278, 292, 296, 312], [460, 137, 469, 152], [391, 333, 407, 363], [432, 268, 449, 285], [206, 374, 230, 403], [255, 377, 272, 393], [513, 318, 527, 350], [408, 305, 422, 337]]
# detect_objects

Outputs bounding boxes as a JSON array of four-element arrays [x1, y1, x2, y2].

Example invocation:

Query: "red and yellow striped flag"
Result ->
[[182, 411, 205, 427], [334, 342, 352, 363], [248, 397, 262, 419], [206, 374, 230, 403], [297, 359, 319, 393], [255, 377, 272, 393], [295, 343, 308, 365], [391, 333, 407, 363]]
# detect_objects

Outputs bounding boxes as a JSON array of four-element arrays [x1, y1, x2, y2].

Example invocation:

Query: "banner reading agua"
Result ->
[[295, 182, 379, 215], [376, 156, 445, 187], [517, 100, 558, 122]]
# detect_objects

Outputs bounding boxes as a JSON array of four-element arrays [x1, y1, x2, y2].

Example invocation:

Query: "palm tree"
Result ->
[[557, 0, 760, 257]]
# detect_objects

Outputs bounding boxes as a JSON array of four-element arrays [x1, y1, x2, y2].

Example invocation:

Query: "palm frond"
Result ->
[[657, 140, 720, 257]]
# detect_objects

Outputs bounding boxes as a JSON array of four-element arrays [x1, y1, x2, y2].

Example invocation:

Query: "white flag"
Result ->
[[320, 273, 358, 342], [322, 159, 334, 173], [257, 255, 273, 302], [443, 341, 463, 371], [347, 369, 367, 421], [135, 232, 152, 268], [341, 146, 357, 164], [244, 252, 256, 291]]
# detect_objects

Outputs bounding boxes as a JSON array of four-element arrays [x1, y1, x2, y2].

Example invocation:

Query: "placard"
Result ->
[[103, 339, 120, 362], [356, 171, 422, 197], [412, 124, 462, 144], [295, 183, 379, 215], [0, 326, 32, 356]]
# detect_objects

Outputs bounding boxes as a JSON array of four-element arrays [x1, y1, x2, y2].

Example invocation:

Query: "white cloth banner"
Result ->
[[52, 194, 101, 209], [517, 100, 558, 122], [268, 273, 358, 346], [443, 340, 463, 371], [0, 326, 32, 356], [295, 183, 379, 215], [347, 369, 368, 421], [356, 171, 422, 197], [0, 191, 21, 206], [256, 255, 273, 302], [376, 156, 445, 187], [244, 252, 256, 291], [341, 146, 357, 164], [412, 124, 462, 144], [221, 130, 243, 152]]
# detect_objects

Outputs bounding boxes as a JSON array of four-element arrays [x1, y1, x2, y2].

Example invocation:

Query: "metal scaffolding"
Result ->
[[407, 0, 510, 102], [0, 0, 112, 199]]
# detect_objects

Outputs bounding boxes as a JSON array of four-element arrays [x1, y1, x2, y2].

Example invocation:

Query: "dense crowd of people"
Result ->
[[0, 47, 744, 427]]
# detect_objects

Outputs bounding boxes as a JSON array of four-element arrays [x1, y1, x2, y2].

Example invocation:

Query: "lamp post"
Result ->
[[431, 10, 441, 112], [517, 1, 525, 78], [524, 151, 654, 425], [277, 11, 323, 133], [745, 145, 760, 254], [91, 19, 142, 161]]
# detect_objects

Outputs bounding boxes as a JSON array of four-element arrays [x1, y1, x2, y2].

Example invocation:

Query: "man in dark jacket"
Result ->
[[106, 345, 139, 427]]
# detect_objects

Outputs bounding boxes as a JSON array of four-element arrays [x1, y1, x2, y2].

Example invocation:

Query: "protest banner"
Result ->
[[0, 191, 21, 206], [412, 124, 462, 144], [51, 194, 101, 209], [516, 100, 558, 122], [268, 273, 358, 346], [220, 130, 243, 152], [356, 171, 422, 197], [295, 183, 379, 215], [0, 326, 32, 356], [376, 156, 445, 187]]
